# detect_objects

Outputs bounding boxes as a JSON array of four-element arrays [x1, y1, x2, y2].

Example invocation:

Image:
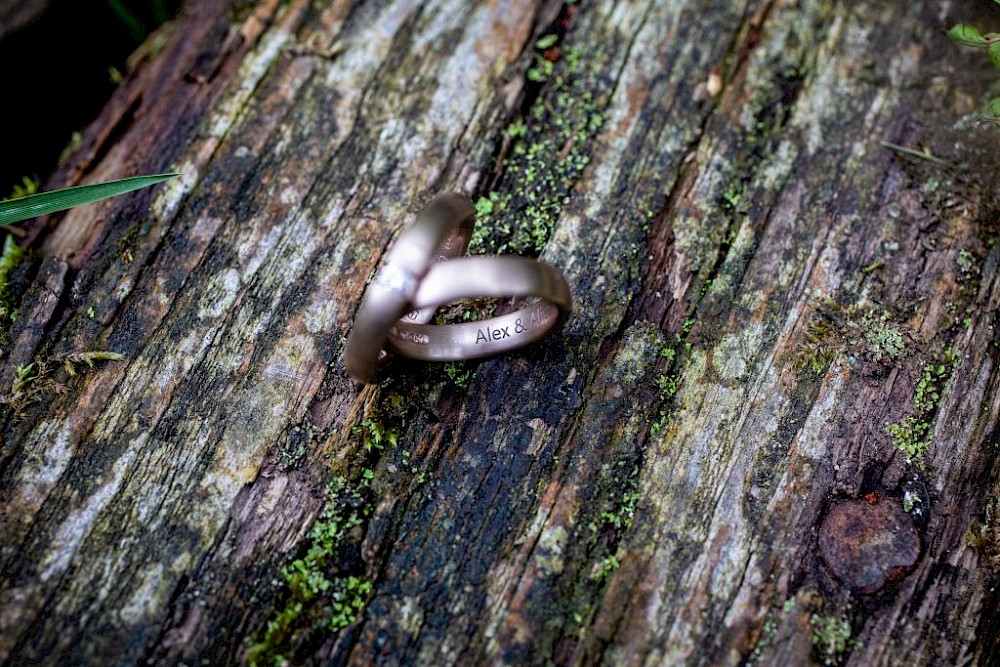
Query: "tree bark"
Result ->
[[1, 0, 999, 665]]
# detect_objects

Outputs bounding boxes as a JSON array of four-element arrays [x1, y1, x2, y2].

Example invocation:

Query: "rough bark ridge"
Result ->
[[1, 0, 999, 665]]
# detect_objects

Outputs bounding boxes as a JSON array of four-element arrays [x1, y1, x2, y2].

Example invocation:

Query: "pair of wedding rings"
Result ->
[[344, 194, 572, 383]]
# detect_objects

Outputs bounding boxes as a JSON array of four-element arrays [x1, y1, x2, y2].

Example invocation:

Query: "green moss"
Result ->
[[947, 21, 1000, 122], [507, 118, 528, 139], [353, 416, 397, 452], [798, 300, 907, 372], [277, 421, 332, 471], [6, 176, 38, 200], [957, 248, 978, 280], [810, 613, 856, 665], [650, 371, 681, 434], [589, 554, 620, 581], [470, 44, 610, 255], [885, 351, 957, 469], [243, 386, 420, 663], [902, 489, 922, 514], [0, 350, 124, 418], [747, 597, 796, 664], [327, 576, 374, 630], [443, 361, 471, 389], [597, 488, 640, 532], [887, 417, 931, 467], [721, 183, 744, 210], [58, 132, 84, 165], [967, 490, 1000, 569], [0, 235, 27, 344], [0, 175, 36, 335], [244, 475, 375, 667], [117, 223, 142, 263], [860, 258, 885, 274]]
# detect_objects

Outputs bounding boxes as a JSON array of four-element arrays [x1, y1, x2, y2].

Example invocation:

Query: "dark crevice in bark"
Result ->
[[79, 96, 145, 183], [475, 0, 582, 197]]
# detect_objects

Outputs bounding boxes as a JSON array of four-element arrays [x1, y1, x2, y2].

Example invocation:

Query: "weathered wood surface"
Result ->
[[2, 0, 1000, 665]]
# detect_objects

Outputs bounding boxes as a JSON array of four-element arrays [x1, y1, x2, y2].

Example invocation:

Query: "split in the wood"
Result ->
[[471, 39, 611, 256]]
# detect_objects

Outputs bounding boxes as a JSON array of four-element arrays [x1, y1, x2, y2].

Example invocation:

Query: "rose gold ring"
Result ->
[[344, 194, 474, 382], [345, 195, 572, 382], [387, 257, 570, 361]]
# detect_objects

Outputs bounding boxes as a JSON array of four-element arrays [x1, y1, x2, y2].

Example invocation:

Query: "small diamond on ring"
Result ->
[[374, 264, 416, 295]]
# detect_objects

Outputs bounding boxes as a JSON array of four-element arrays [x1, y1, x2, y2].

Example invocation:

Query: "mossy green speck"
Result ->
[[885, 351, 958, 469], [470, 42, 611, 256], [244, 474, 376, 666]]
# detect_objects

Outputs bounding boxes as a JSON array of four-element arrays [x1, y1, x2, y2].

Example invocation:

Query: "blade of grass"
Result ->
[[879, 141, 954, 168], [0, 173, 179, 226], [106, 0, 147, 41], [152, 0, 169, 24]]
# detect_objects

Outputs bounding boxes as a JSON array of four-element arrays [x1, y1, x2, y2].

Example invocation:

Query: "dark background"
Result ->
[[0, 0, 181, 193]]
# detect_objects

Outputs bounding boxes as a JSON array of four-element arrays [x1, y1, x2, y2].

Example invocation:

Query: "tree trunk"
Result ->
[[2, 0, 999, 665]]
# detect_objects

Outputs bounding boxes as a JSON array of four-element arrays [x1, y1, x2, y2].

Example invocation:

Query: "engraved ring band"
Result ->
[[344, 194, 571, 382], [387, 257, 570, 361]]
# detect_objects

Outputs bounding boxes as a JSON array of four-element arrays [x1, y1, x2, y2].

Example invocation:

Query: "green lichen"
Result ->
[[885, 351, 958, 469], [470, 43, 610, 255], [860, 310, 905, 362]]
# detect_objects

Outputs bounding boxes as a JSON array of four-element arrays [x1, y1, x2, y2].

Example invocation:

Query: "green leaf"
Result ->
[[0, 173, 178, 226], [948, 23, 987, 47], [990, 42, 1000, 70], [536, 34, 559, 50]]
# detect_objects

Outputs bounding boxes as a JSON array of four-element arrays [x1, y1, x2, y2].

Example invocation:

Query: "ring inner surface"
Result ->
[[389, 298, 561, 361], [402, 226, 473, 325]]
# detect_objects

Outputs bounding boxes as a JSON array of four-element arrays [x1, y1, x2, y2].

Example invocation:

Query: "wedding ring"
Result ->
[[346, 194, 572, 381], [344, 194, 474, 382], [386, 256, 571, 361]]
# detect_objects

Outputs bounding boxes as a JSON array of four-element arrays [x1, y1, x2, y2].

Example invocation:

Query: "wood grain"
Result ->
[[1, 0, 999, 665]]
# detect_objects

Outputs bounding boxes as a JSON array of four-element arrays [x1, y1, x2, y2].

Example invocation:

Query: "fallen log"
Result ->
[[1, 1, 998, 665]]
